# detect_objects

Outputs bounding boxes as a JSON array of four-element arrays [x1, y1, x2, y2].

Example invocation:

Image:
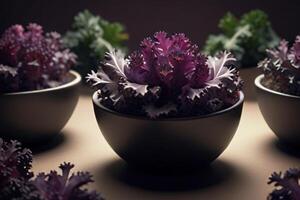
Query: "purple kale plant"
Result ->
[[268, 168, 300, 200], [0, 138, 104, 200], [31, 162, 104, 200], [0, 139, 39, 200], [258, 36, 300, 96], [87, 31, 242, 118], [0, 23, 77, 93]]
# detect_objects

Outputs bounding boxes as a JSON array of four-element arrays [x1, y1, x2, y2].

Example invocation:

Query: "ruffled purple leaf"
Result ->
[[154, 32, 197, 90], [183, 51, 239, 101], [188, 53, 209, 88], [125, 51, 149, 84], [290, 36, 300, 67]]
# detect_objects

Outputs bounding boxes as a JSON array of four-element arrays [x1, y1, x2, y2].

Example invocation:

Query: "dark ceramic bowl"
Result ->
[[93, 91, 244, 171], [255, 75, 300, 145], [0, 70, 81, 143]]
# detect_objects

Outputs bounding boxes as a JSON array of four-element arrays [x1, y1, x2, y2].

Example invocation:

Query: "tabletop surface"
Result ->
[[32, 95, 300, 200]]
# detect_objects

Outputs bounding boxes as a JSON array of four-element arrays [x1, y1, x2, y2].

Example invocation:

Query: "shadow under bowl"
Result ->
[[255, 74, 300, 146], [92, 91, 244, 171], [0, 70, 81, 144]]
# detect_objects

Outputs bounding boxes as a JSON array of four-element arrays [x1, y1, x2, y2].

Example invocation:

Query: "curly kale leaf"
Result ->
[[203, 10, 280, 67], [64, 10, 128, 77]]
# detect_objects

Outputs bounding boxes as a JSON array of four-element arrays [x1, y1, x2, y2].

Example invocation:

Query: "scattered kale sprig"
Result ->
[[258, 36, 300, 96], [0, 24, 77, 93], [64, 10, 128, 77], [88, 31, 242, 119], [0, 138, 104, 200], [204, 10, 280, 67], [268, 168, 300, 200]]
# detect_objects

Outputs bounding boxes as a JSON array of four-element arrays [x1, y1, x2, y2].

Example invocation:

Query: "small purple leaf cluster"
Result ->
[[0, 138, 104, 200], [258, 36, 300, 96], [0, 138, 37, 200], [0, 24, 77, 93], [88, 32, 242, 118], [268, 168, 300, 200]]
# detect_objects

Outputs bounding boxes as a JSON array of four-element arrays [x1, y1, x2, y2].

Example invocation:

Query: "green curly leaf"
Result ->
[[203, 9, 280, 67], [63, 10, 129, 77]]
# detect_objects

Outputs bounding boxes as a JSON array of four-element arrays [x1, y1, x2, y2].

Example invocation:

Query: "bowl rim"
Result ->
[[92, 90, 244, 121], [255, 74, 300, 99], [2, 70, 81, 96]]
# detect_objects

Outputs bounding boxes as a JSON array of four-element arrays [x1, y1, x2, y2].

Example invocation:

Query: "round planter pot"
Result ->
[[93, 91, 244, 171], [239, 67, 260, 101], [255, 75, 300, 146], [0, 70, 81, 144]]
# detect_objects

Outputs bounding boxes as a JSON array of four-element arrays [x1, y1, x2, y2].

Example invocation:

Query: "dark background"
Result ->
[[0, 0, 299, 50]]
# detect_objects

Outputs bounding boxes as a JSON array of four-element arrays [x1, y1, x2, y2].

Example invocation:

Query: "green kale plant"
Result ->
[[64, 10, 129, 77], [204, 10, 280, 67]]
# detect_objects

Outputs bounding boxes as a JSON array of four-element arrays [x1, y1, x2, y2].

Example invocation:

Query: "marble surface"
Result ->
[[32, 95, 300, 200]]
